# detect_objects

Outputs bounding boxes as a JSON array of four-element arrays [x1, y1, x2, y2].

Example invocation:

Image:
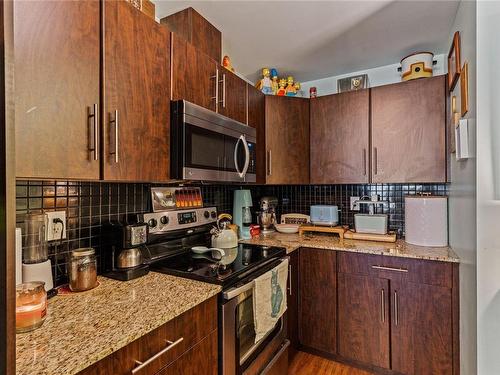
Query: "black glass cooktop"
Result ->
[[149, 243, 285, 288]]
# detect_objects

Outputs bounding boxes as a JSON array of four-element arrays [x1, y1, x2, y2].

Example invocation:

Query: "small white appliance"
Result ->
[[354, 214, 388, 235], [405, 195, 448, 247], [310, 205, 339, 226]]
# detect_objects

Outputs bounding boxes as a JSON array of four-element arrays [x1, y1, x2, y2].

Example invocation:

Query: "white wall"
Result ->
[[299, 54, 446, 97], [447, 1, 477, 375], [477, 1, 500, 374]]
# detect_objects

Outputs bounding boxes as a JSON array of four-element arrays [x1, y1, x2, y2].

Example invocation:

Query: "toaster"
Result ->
[[310, 205, 339, 226]]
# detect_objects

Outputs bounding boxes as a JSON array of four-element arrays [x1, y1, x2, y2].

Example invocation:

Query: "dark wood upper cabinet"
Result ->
[[299, 248, 336, 356], [310, 90, 370, 184], [103, 1, 171, 182], [247, 84, 265, 129], [160, 7, 221, 63], [391, 281, 453, 375], [264, 96, 310, 184], [171, 33, 217, 112], [217, 67, 247, 124], [337, 273, 390, 370], [14, 0, 100, 179], [371, 75, 446, 183]]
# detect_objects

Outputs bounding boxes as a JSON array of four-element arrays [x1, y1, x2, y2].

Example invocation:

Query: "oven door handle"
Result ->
[[223, 279, 255, 300]]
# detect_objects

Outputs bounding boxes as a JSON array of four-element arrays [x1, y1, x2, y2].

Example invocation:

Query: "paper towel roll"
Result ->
[[405, 196, 448, 247], [16, 227, 22, 285]]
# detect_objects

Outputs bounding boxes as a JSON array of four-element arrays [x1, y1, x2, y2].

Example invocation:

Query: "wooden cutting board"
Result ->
[[299, 225, 346, 239], [343, 230, 397, 243]]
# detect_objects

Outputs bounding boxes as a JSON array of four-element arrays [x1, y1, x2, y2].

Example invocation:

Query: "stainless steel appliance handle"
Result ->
[[88, 104, 99, 161], [380, 288, 385, 323], [219, 73, 226, 108], [394, 290, 399, 326], [109, 110, 119, 163], [288, 264, 292, 296], [241, 135, 250, 178], [234, 136, 243, 176], [371, 265, 408, 273], [261, 340, 290, 375], [131, 337, 183, 374]]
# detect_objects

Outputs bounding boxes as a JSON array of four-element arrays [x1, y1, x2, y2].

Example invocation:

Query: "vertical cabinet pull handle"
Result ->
[[219, 73, 226, 108], [394, 291, 399, 326], [88, 104, 99, 161], [211, 69, 219, 112], [380, 289, 385, 323], [373, 147, 378, 175], [267, 150, 272, 176], [288, 264, 292, 296], [109, 110, 119, 163], [363, 148, 367, 176]]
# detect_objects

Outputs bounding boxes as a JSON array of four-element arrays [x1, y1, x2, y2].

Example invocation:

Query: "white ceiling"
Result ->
[[153, 0, 460, 83]]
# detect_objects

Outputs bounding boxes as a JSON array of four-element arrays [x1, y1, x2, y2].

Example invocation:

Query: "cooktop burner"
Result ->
[[149, 243, 285, 287]]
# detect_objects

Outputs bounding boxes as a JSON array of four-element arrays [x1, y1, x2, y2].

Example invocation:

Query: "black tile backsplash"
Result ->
[[16, 180, 447, 286]]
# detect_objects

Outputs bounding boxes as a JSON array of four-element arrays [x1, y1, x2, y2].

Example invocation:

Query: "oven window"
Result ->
[[237, 293, 256, 364], [185, 124, 225, 169]]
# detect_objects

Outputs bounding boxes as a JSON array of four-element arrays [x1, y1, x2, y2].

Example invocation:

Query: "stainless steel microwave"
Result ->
[[170, 100, 256, 183]]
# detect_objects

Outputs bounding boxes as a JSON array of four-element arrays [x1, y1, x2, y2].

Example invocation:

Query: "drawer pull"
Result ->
[[132, 337, 184, 374], [371, 265, 408, 273], [394, 290, 399, 326]]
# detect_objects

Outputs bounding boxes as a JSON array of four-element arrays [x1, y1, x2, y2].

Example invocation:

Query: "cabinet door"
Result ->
[[171, 34, 217, 112], [103, 1, 170, 181], [14, 0, 100, 179], [218, 68, 247, 124], [338, 273, 390, 369], [156, 330, 218, 375], [310, 90, 369, 184], [391, 281, 453, 375], [265, 96, 310, 184], [247, 85, 266, 183], [287, 250, 300, 362], [371, 75, 446, 183], [299, 248, 336, 355]]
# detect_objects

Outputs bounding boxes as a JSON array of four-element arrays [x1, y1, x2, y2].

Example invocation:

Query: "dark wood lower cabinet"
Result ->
[[299, 248, 337, 356], [287, 250, 300, 362], [337, 273, 390, 370]]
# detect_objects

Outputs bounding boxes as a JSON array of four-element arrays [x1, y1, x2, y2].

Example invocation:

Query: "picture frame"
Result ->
[[448, 31, 461, 91], [461, 61, 469, 116]]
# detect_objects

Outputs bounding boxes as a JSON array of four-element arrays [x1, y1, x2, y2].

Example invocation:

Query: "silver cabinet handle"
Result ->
[[380, 289, 385, 323], [267, 150, 272, 176], [88, 104, 99, 161], [219, 73, 226, 108], [131, 337, 183, 374], [373, 147, 378, 175], [109, 110, 119, 163], [371, 265, 408, 273], [288, 264, 292, 296], [394, 290, 399, 326], [363, 148, 367, 176], [211, 69, 219, 112]]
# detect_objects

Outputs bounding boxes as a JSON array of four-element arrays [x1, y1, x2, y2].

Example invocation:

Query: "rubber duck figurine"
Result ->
[[285, 76, 296, 96], [276, 78, 287, 96], [270, 68, 279, 95], [222, 55, 234, 72], [255, 68, 273, 95]]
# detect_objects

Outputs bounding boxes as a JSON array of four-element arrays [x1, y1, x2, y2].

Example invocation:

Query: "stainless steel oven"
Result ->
[[221, 257, 289, 375], [171, 100, 256, 183]]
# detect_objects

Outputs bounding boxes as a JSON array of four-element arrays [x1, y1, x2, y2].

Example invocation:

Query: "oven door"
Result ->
[[221, 259, 288, 375]]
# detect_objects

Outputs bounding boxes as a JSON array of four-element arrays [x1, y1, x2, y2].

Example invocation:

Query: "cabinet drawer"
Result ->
[[79, 296, 217, 375], [337, 252, 452, 288]]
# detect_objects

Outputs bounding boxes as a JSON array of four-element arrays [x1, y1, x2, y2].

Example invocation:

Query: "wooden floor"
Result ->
[[289, 351, 374, 375]]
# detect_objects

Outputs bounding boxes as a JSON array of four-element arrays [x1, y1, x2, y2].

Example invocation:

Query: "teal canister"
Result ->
[[233, 190, 253, 239]]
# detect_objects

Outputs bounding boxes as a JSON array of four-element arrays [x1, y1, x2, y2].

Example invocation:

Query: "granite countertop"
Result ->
[[16, 272, 222, 375], [240, 232, 460, 263]]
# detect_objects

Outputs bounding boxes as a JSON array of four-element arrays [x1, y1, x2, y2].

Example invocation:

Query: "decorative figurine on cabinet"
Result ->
[[277, 78, 287, 96], [285, 76, 296, 96], [255, 68, 273, 95], [222, 55, 235, 72], [293, 82, 301, 96], [270, 68, 279, 95]]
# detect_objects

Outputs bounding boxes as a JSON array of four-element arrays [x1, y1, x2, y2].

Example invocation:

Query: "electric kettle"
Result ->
[[211, 214, 238, 249]]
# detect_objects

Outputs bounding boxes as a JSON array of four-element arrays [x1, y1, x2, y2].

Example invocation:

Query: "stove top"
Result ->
[[149, 243, 286, 288]]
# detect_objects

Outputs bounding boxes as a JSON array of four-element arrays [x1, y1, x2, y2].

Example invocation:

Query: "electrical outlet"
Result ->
[[350, 196, 360, 211], [46, 211, 66, 241]]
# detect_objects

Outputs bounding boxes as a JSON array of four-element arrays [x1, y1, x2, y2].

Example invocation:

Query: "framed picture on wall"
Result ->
[[448, 31, 461, 91]]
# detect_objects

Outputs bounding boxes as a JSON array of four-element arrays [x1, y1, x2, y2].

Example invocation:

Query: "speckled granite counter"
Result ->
[[240, 232, 460, 263], [16, 272, 222, 375]]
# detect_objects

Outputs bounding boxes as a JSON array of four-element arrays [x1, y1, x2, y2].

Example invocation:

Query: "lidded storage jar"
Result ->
[[69, 248, 97, 292]]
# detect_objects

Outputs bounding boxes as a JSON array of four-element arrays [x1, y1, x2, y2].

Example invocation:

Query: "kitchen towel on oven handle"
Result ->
[[253, 258, 289, 343]]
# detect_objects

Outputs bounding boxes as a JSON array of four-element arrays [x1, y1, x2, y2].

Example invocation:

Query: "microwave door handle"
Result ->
[[241, 135, 250, 178], [234, 136, 243, 177]]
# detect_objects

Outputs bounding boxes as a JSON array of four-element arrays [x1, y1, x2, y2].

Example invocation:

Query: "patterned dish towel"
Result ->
[[253, 258, 289, 343]]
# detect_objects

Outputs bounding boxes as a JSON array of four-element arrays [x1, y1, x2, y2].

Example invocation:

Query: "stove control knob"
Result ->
[[148, 218, 157, 228], [210, 211, 217, 219], [204, 210, 210, 219], [160, 216, 169, 225]]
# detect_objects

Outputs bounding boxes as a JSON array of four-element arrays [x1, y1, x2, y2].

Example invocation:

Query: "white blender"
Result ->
[[22, 212, 54, 291]]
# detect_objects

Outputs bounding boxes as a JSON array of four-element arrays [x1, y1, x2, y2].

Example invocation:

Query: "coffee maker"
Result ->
[[258, 197, 278, 234], [103, 221, 149, 281]]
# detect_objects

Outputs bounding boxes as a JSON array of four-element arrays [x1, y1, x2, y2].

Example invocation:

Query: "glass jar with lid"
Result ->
[[16, 281, 47, 333], [69, 248, 97, 292]]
